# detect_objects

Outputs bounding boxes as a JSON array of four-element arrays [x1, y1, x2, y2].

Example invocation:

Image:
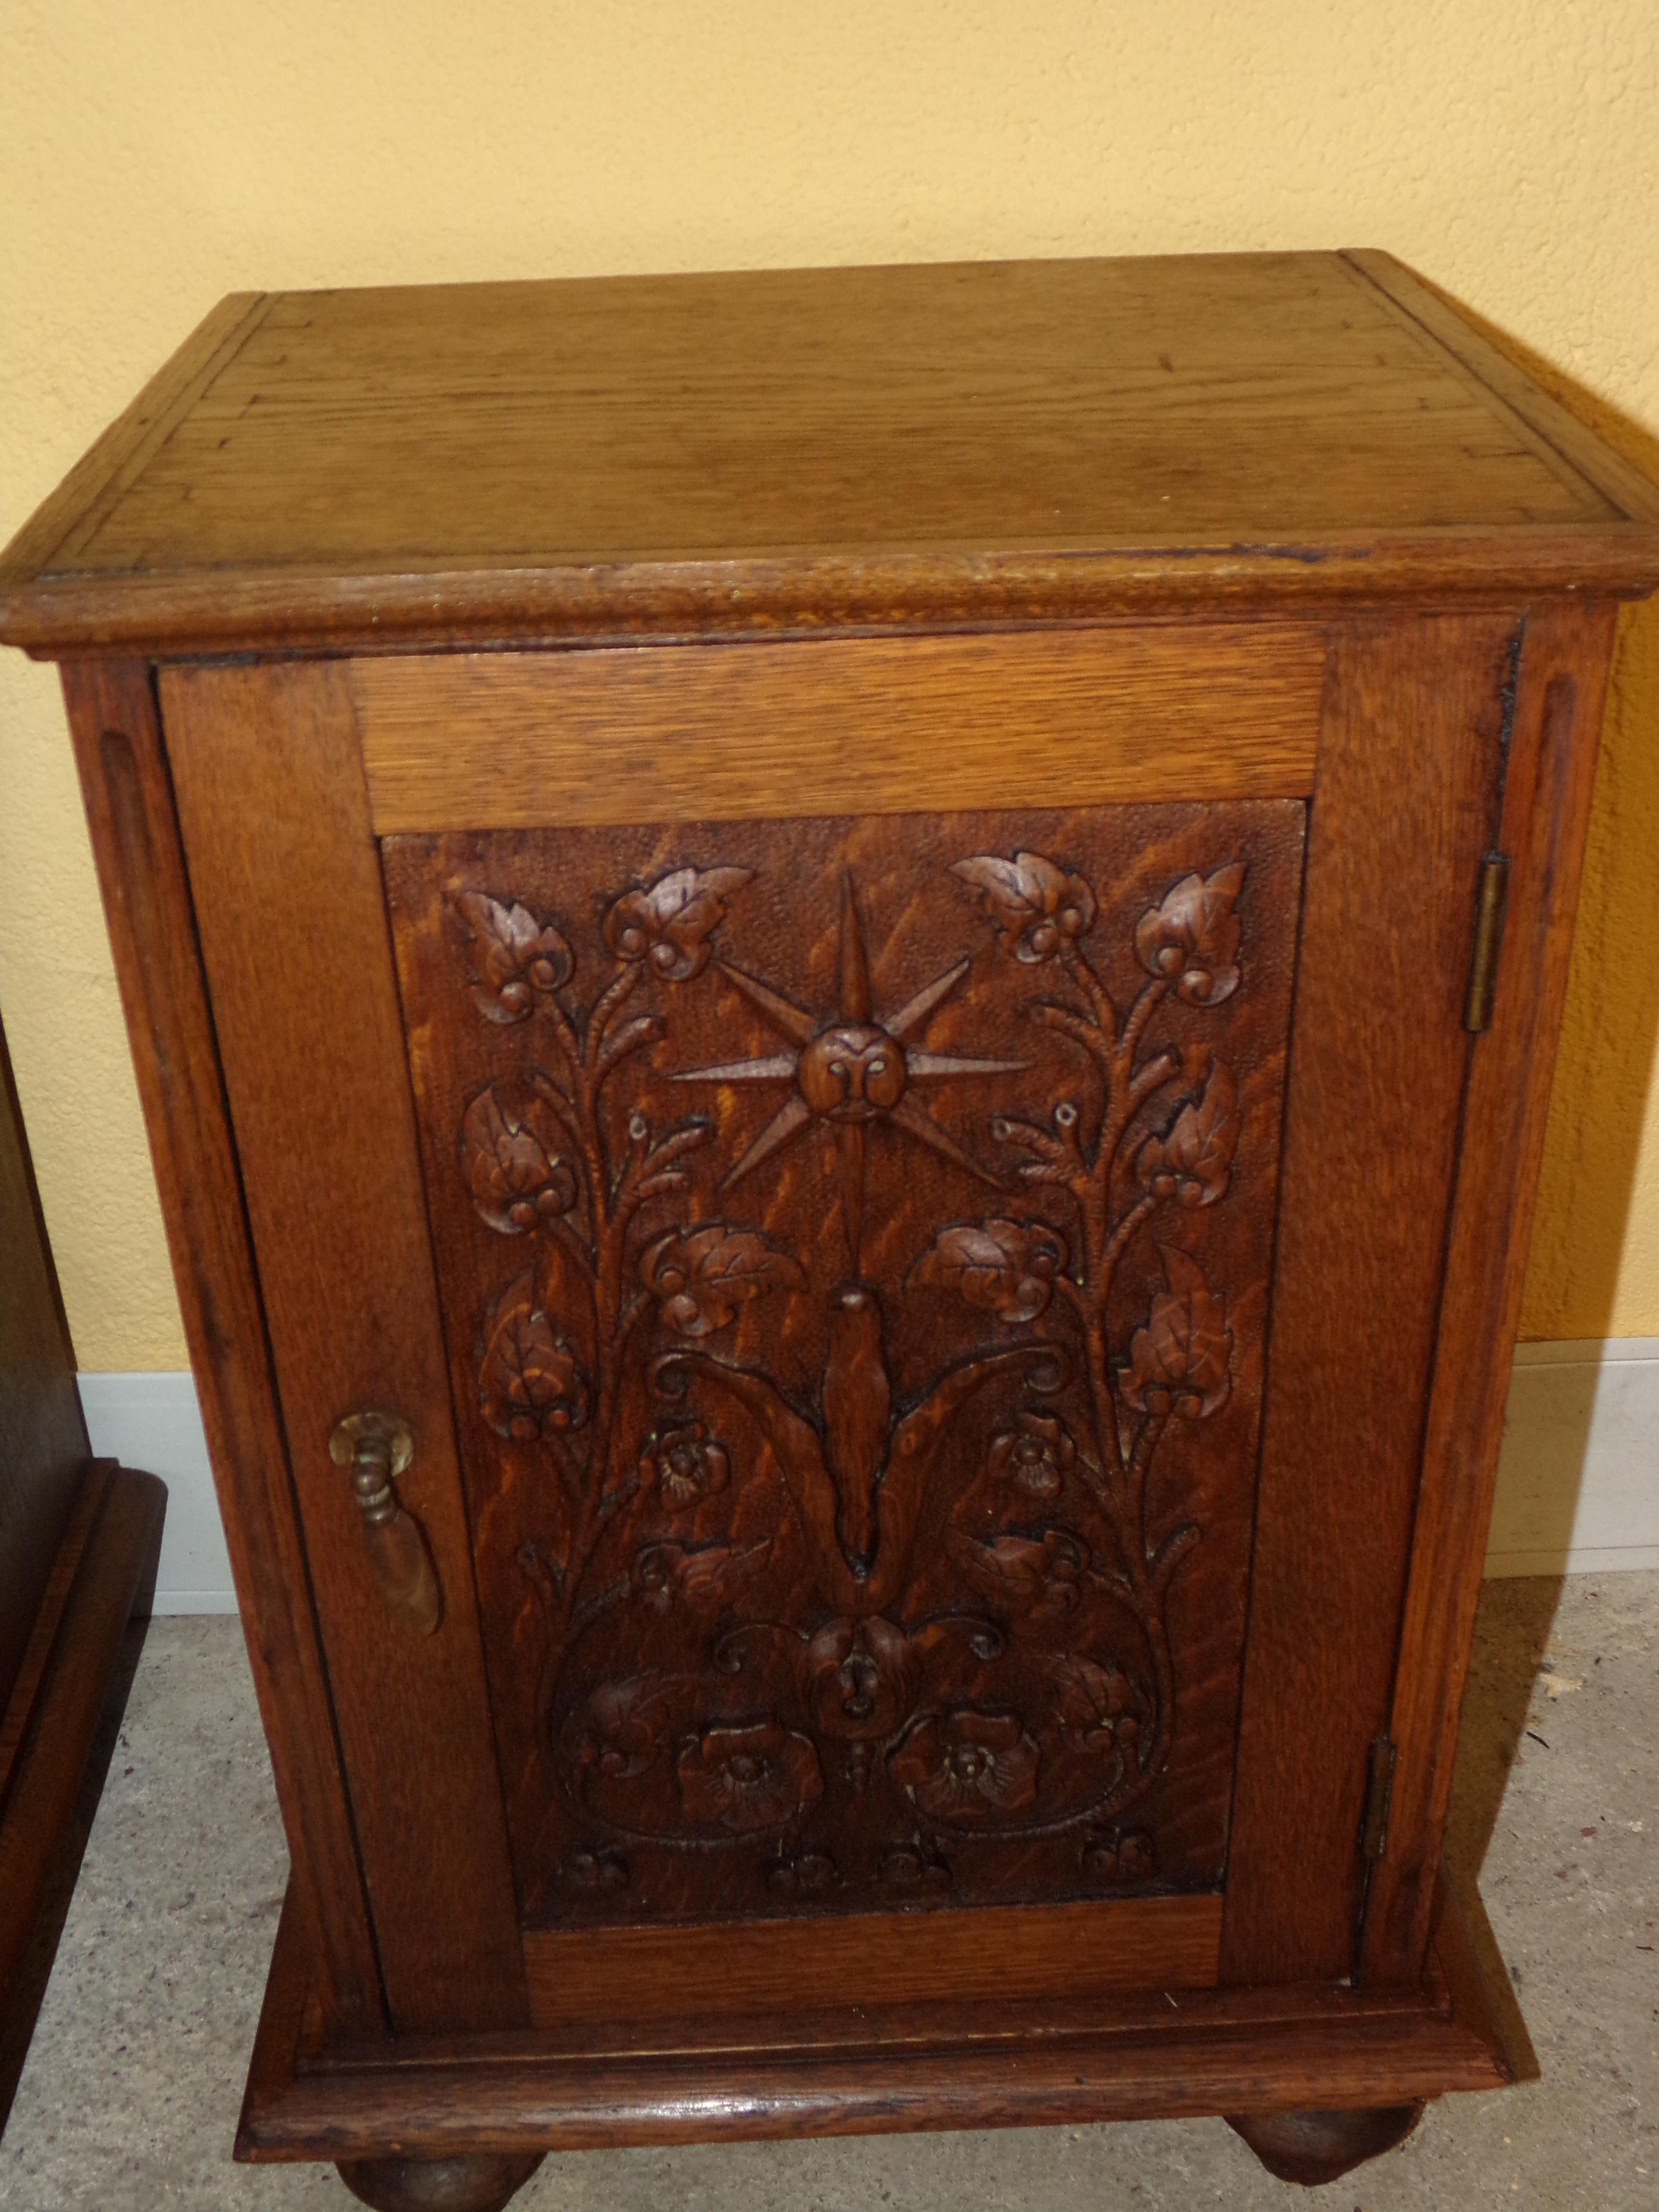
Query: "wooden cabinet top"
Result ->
[[4, 250, 1657, 656]]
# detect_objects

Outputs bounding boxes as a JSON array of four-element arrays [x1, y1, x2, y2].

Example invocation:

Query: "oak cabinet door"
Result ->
[[383, 801, 1305, 1935]]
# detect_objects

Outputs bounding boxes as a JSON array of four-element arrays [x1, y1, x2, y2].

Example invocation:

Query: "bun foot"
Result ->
[[336, 2152, 544, 2211], [1225, 2102, 1424, 2185]]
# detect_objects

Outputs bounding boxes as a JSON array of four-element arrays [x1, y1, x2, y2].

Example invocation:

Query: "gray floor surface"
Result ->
[[1, 1573, 1653, 2209]]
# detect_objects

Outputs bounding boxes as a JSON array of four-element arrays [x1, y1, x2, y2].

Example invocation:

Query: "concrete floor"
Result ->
[[1, 1574, 1653, 2210]]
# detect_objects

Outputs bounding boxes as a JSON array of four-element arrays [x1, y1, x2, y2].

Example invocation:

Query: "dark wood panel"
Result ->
[[0, 1018, 88, 1720], [1361, 602, 1618, 1984], [526, 1895, 1222, 2026], [0, 1462, 165, 2128], [385, 805, 1303, 1929], [60, 658, 385, 2035], [237, 1870, 1509, 2162], [354, 627, 1322, 831], [159, 661, 526, 2035], [1220, 613, 1515, 1984]]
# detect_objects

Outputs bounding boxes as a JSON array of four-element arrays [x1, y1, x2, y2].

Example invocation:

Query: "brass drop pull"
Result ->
[[328, 1412, 443, 1635]]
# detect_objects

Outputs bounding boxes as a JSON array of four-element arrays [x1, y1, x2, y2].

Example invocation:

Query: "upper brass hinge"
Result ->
[[1464, 852, 1511, 1033], [1362, 1733, 1397, 1863]]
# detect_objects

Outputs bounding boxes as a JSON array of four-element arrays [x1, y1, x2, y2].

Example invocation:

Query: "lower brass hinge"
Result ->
[[1362, 1733, 1397, 1862], [1464, 852, 1511, 1032]]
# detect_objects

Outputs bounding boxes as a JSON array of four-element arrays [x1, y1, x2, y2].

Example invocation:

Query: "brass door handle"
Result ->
[[329, 1412, 443, 1635]]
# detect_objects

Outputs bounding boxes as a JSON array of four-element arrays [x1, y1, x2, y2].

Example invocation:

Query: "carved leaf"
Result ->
[[630, 1538, 767, 1613], [460, 1087, 578, 1233], [1133, 862, 1245, 1005], [455, 891, 572, 1023], [602, 865, 753, 982], [951, 850, 1097, 963], [640, 1224, 807, 1337], [1121, 1245, 1232, 1419], [479, 1273, 591, 1439], [944, 1523, 1086, 1615], [913, 1217, 1066, 1323], [1135, 1059, 1239, 1209]]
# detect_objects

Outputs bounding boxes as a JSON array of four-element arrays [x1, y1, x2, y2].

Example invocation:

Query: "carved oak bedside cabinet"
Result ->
[[3, 253, 1656, 2207]]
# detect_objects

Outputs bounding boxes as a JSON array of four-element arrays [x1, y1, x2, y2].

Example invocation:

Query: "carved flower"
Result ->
[[1052, 1654, 1142, 1752], [1120, 1245, 1232, 1419], [1133, 862, 1245, 1005], [561, 1845, 629, 1894], [890, 1707, 1040, 1824], [1135, 1059, 1239, 1210], [676, 1719, 824, 1833], [878, 1839, 952, 1892], [913, 1217, 1066, 1323], [987, 1408, 1076, 1500], [1082, 1828, 1156, 1883], [766, 1849, 838, 1896], [639, 1420, 730, 1509], [802, 1616, 921, 1741], [951, 851, 1097, 963], [945, 1524, 1086, 1617], [460, 1086, 578, 1233], [602, 865, 753, 982], [479, 1275, 590, 1439], [640, 1222, 806, 1336], [455, 891, 572, 1023]]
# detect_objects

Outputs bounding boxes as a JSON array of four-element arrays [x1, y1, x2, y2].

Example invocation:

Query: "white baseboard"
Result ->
[[79, 1341, 1659, 1614]]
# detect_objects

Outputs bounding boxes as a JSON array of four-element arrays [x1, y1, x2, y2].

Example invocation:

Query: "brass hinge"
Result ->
[[1464, 852, 1511, 1033], [1362, 1733, 1397, 1863]]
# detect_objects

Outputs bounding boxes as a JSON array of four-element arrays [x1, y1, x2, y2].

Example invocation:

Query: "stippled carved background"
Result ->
[[384, 801, 1304, 1927]]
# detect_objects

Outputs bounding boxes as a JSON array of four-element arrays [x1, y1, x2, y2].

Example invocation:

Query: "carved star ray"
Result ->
[[672, 874, 1027, 1269]]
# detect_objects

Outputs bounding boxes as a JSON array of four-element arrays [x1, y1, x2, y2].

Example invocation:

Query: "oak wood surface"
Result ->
[[236, 1870, 1508, 2163], [60, 659, 385, 2035], [1219, 613, 1515, 1984], [523, 1895, 1222, 2026], [1360, 602, 1618, 1985], [355, 627, 1322, 830], [159, 661, 527, 2035], [4, 255, 1657, 655]]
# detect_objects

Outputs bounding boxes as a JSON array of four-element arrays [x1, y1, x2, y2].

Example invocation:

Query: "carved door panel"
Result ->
[[384, 801, 1304, 1930]]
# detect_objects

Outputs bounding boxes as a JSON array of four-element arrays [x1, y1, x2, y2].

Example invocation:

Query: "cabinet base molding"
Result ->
[[239, 1876, 1511, 2190]]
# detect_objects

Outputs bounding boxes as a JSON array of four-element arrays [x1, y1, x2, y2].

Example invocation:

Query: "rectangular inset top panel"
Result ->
[[4, 252, 1657, 653]]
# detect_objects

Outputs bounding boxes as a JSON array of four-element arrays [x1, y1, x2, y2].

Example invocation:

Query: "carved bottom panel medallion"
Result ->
[[384, 801, 1305, 1928]]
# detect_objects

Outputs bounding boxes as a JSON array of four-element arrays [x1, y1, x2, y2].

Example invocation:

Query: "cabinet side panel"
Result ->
[[59, 659, 384, 2033], [159, 661, 526, 2034], [1220, 614, 1514, 1983], [1362, 601, 1617, 1984]]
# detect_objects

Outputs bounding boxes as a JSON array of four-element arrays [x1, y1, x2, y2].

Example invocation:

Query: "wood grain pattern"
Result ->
[[236, 1870, 1508, 2164], [355, 629, 1323, 830], [4, 255, 1656, 655], [160, 661, 528, 2037], [1341, 253, 1659, 529], [60, 658, 385, 2036], [1360, 602, 1618, 1986], [386, 807, 1302, 1929], [1219, 613, 1515, 1985], [525, 1895, 1222, 2026]]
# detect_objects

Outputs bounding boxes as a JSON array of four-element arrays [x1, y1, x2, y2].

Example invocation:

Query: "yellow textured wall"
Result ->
[[3, 2, 1657, 1368]]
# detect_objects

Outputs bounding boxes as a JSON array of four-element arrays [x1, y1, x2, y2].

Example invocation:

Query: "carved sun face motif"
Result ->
[[673, 872, 1027, 1270], [797, 1022, 909, 1120]]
